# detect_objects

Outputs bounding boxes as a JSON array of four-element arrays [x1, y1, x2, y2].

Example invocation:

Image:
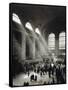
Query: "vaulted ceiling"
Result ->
[[10, 3, 66, 33]]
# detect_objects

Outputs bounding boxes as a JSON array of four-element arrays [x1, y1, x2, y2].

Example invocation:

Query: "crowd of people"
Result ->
[[23, 59, 66, 85]]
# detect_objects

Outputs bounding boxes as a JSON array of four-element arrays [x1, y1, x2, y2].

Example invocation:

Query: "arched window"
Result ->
[[35, 28, 41, 35], [48, 33, 55, 50], [59, 32, 65, 49], [12, 13, 21, 25], [25, 22, 33, 31]]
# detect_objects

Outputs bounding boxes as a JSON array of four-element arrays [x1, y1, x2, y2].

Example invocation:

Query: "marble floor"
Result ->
[[13, 71, 57, 86]]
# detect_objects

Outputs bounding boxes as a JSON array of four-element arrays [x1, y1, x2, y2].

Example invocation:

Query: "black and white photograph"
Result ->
[[9, 3, 66, 87]]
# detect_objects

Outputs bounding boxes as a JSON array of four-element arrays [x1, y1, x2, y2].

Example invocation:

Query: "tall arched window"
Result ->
[[48, 33, 55, 50], [59, 32, 65, 49], [35, 28, 41, 35], [25, 22, 33, 31], [12, 13, 21, 25]]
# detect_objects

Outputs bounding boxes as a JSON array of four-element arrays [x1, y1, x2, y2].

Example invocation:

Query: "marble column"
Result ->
[[29, 36, 35, 59], [21, 33, 26, 60], [55, 32, 59, 56]]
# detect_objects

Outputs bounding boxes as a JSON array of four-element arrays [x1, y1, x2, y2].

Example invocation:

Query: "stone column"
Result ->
[[55, 32, 59, 56], [26, 32, 35, 60], [29, 36, 35, 59], [21, 28, 26, 60]]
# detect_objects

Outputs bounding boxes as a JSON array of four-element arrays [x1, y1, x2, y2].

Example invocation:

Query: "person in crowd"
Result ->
[[48, 63, 52, 78], [24, 82, 29, 86], [34, 75, 37, 81], [56, 64, 61, 84], [30, 74, 34, 81]]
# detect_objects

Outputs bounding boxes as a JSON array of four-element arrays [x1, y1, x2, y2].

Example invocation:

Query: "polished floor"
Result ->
[[13, 71, 57, 86]]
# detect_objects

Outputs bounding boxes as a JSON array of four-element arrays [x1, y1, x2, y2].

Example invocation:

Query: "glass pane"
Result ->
[[12, 13, 21, 24], [59, 32, 65, 49], [48, 33, 55, 50]]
